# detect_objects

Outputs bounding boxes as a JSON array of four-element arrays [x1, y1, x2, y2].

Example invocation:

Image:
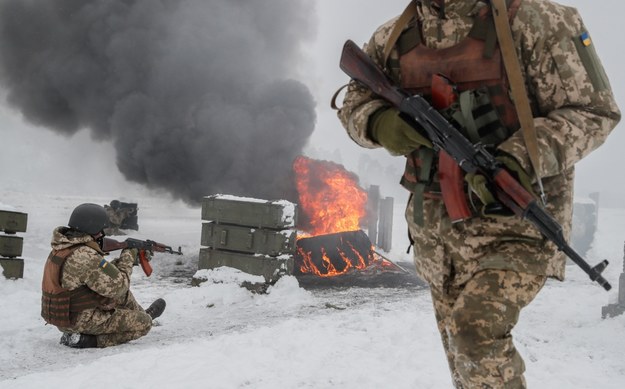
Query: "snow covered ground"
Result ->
[[1, 189, 624, 389]]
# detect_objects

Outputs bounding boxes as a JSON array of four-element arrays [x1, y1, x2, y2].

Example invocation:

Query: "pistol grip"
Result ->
[[139, 250, 153, 277]]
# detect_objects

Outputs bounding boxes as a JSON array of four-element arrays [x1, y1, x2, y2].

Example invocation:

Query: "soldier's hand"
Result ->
[[123, 248, 140, 266], [465, 154, 534, 217], [496, 154, 534, 194], [124, 248, 153, 266], [368, 107, 432, 156], [465, 172, 496, 206]]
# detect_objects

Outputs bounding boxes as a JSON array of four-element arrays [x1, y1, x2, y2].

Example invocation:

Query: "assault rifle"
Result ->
[[339, 39, 611, 290], [102, 237, 183, 277]]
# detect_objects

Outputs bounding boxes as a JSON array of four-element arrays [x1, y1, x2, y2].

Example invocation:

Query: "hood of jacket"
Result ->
[[50, 226, 100, 252], [420, 0, 485, 19]]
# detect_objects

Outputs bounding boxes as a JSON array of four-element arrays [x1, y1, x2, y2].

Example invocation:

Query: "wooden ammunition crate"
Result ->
[[198, 248, 293, 283], [0, 258, 24, 279], [0, 210, 28, 234], [201, 195, 297, 230], [0, 235, 23, 258], [201, 222, 295, 256]]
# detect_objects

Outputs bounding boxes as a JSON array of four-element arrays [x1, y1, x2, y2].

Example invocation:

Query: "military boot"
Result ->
[[145, 298, 166, 320], [60, 332, 98, 349]]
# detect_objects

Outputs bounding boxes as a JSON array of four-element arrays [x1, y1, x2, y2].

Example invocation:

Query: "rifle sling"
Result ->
[[490, 0, 546, 203], [383, 2, 418, 67]]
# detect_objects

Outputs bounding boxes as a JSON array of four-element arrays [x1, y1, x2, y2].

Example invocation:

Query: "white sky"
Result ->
[[1, 0, 623, 201]]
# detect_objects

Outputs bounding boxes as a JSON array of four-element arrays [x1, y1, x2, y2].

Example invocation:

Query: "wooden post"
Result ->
[[618, 244, 625, 306], [377, 196, 394, 252], [367, 185, 380, 246]]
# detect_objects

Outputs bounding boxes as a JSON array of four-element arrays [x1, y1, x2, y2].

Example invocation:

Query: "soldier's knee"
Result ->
[[448, 308, 512, 357], [138, 312, 152, 336], [122, 311, 152, 338], [447, 318, 480, 357]]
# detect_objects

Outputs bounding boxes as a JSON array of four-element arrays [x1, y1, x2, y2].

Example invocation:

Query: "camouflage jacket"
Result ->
[[51, 227, 135, 301], [337, 0, 620, 283]]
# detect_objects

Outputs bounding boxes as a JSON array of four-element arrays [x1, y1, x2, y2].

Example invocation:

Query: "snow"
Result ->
[[210, 194, 271, 204], [1, 189, 624, 389], [0, 202, 17, 212]]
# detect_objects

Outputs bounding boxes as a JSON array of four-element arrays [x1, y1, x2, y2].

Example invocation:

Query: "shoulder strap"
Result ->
[[382, 1, 418, 67], [490, 0, 546, 203], [50, 246, 80, 265]]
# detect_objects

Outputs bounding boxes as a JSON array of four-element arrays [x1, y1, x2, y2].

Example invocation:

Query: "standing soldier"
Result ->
[[336, 0, 620, 387], [41, 203, 166, 348]]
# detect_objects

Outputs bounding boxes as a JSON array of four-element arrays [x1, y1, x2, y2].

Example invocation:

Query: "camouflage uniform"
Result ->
[[337, 1, 620, 387], [49, 227, 152, 348], [103, 205, 132, 236]]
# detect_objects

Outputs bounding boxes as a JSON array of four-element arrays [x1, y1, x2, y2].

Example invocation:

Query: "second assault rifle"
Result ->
[[102, 237, 183, 277], [339, 39, 611, 290]]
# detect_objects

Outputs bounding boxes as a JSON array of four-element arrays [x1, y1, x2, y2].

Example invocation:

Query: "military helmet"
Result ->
[[68, 203, 109, 235], [110, 200, 121, 209]]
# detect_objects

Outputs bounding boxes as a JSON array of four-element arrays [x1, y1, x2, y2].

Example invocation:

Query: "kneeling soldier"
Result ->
[[41, 203, 166, 348]]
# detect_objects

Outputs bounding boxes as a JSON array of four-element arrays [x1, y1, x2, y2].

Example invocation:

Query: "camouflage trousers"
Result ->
[[430, 269, 545, 389], [60, 290, 152, 348], [405, 197, 552, 386]]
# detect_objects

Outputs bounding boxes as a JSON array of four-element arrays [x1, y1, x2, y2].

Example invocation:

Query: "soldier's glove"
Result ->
[[465, 154, 535, 217], [368, 107, 432, 156], [124, 248, 140, 266], [124, 248, 153, 266]]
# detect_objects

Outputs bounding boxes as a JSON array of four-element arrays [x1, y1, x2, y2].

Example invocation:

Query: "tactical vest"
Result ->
[[41, 243, 114, 328], [390, 0, 524, 222]]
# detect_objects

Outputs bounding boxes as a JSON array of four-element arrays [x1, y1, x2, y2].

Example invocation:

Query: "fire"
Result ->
[[296, 232, 372, 278], [297, 246, 368, 278], [293, 156, 371, 277], [293, 156, 368, 236], [292, 156, 405, 278]]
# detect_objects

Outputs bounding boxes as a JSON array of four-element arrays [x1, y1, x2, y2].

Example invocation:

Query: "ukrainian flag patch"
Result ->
[[98, 258, 119, 278], [580, 32, 592, 47]]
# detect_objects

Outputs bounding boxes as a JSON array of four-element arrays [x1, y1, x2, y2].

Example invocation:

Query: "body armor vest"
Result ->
[[41, 244, 114, 328], [392, 1, 523, 221]]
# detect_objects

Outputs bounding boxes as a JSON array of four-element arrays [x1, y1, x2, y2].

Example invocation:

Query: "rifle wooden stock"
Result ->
[[101, 238, 125, 252], [340, 40, 405, 107], [339, 39, 612, 291]]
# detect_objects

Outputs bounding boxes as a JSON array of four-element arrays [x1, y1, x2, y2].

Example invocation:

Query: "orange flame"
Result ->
[[293, 156, 368, 236], [293, 156, 373, 277], [296, 241, 371, 278], [292, 156, 404, 278]]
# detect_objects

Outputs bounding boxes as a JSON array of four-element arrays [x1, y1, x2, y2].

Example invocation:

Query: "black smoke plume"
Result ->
[[0, 0, 317, 204]]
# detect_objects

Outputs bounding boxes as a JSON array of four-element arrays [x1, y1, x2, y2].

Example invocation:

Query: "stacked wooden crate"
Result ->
[[199, 195, 297, 283], [0, 210, 28, 279]]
